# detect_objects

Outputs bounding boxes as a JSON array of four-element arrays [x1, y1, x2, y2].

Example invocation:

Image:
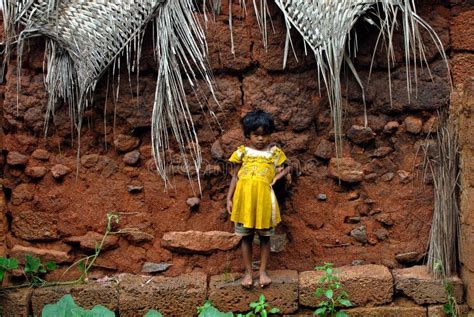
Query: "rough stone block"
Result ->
[[161, 231, 241, 254], [461, 267, 474, 308], [118, 272, 206, 316], [205, 11, 252, 72], [327, 158, 364, 183], [461, 225, 474, 272], [427, 304, 470, 317], [12, 211, 59, 241], [460, 188, 474, 226], [451, 54, 474, 87], [0, 288, 32, 317], [393, 265, 464, 305], [31, 281, 118, 316], [347, 305, 426, 317], [451, 11, 474, 51], [10, 245, 71, 263], [209, 270, 298, 314], [299, 264, 393, 307]]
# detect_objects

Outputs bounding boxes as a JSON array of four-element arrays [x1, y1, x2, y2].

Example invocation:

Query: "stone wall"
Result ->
[[0, 0, 472, 302], [0, 264, 469, 316], [448, 1, 474, 310]]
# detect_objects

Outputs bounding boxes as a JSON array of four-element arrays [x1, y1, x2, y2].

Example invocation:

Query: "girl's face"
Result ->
[[249, 126, 270, 150]]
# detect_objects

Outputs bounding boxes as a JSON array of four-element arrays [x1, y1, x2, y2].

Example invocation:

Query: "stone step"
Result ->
[[300, 264, 393, 307], [0, 265, 468, 316], [209, 270, 298, 314], [393, 265, 464, 305]]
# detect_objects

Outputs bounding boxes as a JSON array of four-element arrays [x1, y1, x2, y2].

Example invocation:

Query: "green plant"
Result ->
[[443, 280, 457, 317], [42, 294, 115, 317], [433, 261, 460, 317], [0, 257, 18, 283], [65, 213, 119, 283], [24, 255, 57, 287], [42, 294, 164, 317], [314, 263, 352, 317], [237, 295, 280, 317], [197, 301, 233, 317]]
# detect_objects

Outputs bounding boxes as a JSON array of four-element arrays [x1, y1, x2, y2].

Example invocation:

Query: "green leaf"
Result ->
[[261, 310, 267, 317], [249, 302, 259, 308], [45, 261, 57, 271], [315, 288, 323, 297], [25, 255, 41, 274], [259, 294, 265, 303], [338, 299, 352, 307], [324, 289, 333, 299], [42, 294, 79, 317], [0, 270, 5, 282], [268, 307, 280, 314], [314, 307, 327, 316], [71, 307, 88, 317], [443, 303, 453, 314], [255, 305, 262, 313], [335, 311, 348, 317], [42, 295, 116, 317], [89, 305, 115, 317], [144, 310, 163, 317], [77, 260, 86, 273], [0, 258, 18, 270], [198, 305, 233, 317]]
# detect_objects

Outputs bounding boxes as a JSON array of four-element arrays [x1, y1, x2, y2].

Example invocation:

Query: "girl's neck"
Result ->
[[246, 145, 271, 152]]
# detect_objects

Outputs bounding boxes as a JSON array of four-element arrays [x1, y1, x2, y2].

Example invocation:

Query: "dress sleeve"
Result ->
[[229, 145, 245, 164], [274, 147, 287, 167]]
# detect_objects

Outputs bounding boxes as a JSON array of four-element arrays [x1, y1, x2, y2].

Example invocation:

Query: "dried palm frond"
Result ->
[[2, 0, 216, 193], [426, 115, 460, 278], [223, 0, 448, 157]]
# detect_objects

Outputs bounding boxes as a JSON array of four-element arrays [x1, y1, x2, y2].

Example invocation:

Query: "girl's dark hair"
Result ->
[[240, 110, 275, 138]]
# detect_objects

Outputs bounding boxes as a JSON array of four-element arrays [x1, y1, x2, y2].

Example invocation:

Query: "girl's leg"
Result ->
[[241, 234, 254, 288], [258, 235, 272, 287]]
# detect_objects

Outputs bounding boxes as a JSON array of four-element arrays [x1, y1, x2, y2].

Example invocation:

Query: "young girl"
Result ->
[[226, 110, 290, 288]]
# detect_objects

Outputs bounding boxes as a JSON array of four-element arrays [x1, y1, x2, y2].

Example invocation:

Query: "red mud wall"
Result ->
[[0, 0, 471, 279]]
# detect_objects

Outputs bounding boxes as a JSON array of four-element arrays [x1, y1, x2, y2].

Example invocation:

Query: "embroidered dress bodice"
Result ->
[[228, 145, 286, 229]]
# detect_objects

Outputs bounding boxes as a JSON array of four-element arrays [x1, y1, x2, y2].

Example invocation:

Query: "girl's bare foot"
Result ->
[[259, 271, 272, 288], [241, 272, 253, 288]]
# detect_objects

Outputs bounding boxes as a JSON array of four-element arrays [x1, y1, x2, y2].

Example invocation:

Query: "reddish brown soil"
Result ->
[[1, 0, 472, 279]]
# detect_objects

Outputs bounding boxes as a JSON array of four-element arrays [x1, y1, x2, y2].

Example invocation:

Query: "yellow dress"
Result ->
[[229, 145, 287, 229]]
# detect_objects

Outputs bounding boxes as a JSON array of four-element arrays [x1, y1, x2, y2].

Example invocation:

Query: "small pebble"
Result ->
[[127, 185, 143, 193], [369, 208, 382, 216], [317, 194, 327, 201], [347, 216, 361, 223], [51, 164, 72, 180], [381, 172, 395, 182], [142, 262, 172, 273], [383, 121, 399, 134], [364, 173, 378, 182], [351, 259, 365, 266], [123, 151, 140, 166], [186, 197, 201, 209], [348, 191, 360, 201]]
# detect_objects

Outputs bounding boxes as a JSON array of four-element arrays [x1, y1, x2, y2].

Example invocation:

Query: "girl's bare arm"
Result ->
[[226, 164, 241, 214], [271, 165, 291, 186]]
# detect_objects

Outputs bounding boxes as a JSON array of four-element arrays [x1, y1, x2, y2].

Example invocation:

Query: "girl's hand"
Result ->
[[226, 199, 233, 215]]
